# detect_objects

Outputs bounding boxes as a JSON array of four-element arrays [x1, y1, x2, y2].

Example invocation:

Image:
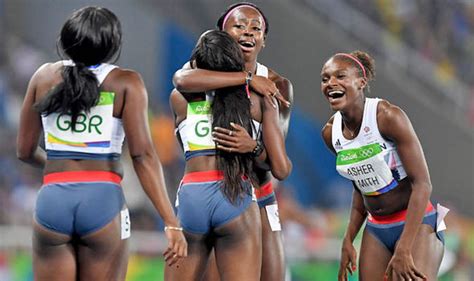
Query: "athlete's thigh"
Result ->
[[411, 224, 444, 280], [76, 214, 129, 281], [202, 249, 221, 281], [165, 231, 212, 281], [260, 205, 285, 281], [32, 219, 76, 281], [214, 203, 262, 281], [359, 227, 392, 281]]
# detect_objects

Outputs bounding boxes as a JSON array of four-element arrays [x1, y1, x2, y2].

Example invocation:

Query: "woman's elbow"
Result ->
[[271, 159, 292, 180], [17, 148, 33, 163], [173, 72, 187, 92], [411, 179, 433, 197]]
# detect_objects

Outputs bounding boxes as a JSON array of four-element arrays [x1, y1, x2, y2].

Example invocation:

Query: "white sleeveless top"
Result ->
[[41, 61, 125, 160], [177, 63, 267, 160], [332, 98, 407, 196]]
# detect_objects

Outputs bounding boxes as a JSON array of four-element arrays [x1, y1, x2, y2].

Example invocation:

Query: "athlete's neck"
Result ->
[[341, 97, 366, 134], [244, 61, 257, 74]]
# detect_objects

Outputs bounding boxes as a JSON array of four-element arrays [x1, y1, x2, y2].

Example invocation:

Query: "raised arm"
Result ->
[[274, 76, 294, 136], [260, 95, 292, 180], [173, 67, 247, 93], [16, 64, 48, 168], [120, 70, 187, 263], [173, 65, 287, 105]]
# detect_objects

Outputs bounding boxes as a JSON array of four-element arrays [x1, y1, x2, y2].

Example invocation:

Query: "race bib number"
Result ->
[[121, 208, 131, 240], [336, 143, 395, 194], [265, 204, 281, 232]]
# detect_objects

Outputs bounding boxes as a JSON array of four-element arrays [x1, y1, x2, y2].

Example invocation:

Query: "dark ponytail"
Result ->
[[36, 63, 100, 129], [191, 30, 257, 203], [35, 6, 122, 129]]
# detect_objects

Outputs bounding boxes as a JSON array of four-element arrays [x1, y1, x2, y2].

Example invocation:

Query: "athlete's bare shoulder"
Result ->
[[322, 115, 335, 154], [34, 61, 64, 83], [268, 67, 293, 102], [376, 98, 411, 139], [103, 67, 146, 94]]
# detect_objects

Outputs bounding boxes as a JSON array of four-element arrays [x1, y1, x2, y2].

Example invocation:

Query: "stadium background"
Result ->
[[0, 0, 473, 280]]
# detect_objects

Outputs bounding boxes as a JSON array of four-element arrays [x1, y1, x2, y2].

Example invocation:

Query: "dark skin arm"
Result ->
[[322, 118, 367, 281], [261, 94, 292, 180], [211, 95, 291, 179], [173, 63, 290, 106], [273, 76, 293, 137], [377, 100, 430, 281], [119, 71, 187, 265], [16, 63, 50, 168]]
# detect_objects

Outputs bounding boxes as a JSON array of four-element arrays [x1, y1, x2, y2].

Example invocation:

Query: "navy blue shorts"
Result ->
[[35, 171, 125, 237], [255, 181, 277, 208], [366, 202, 445, 253], [176, 170, 253, 234]]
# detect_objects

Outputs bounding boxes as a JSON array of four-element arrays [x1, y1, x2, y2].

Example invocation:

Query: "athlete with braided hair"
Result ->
[[173, 3, 293, 280], [321, 50, 447, 281]]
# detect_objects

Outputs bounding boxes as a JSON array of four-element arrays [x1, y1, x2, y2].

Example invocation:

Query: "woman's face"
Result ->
[[320, 57, 365, 111], [222, 6, 265, 63]]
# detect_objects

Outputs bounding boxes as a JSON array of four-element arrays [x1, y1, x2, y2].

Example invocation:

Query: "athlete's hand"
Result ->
[[338, 238, 358, 281], [163, 228, 187, 267], [250, 76, 290, 107], [385, 249, 426, 281], [213, 122, 256, 154]]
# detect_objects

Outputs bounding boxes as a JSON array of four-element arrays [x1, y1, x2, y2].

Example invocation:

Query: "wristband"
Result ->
[[245, 71, 253, 85], [251, 140, 264, 157], [245, 71, 253, 99], [164, 226, 183, 232]]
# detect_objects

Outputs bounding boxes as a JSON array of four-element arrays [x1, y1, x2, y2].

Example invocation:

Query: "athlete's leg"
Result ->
[[76, 213, 129, 281], [410, 224, 444, 280], [32, 219, 76, 281], [214, 203, 262, 281], [164, 231, 212, 281], [202, 249, 221, 281], [260, 204, 285, 281], [359, 227, 392, 281]]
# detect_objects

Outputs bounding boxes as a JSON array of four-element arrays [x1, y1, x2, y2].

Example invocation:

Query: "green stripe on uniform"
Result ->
[[188, 101, 211, 115], [97, 92, 115, 106], [336, 143, 382, 165]]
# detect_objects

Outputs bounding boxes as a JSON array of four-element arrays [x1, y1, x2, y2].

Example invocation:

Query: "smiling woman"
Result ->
[[172, 3, 294, 280], [321, 51, 447, 281]]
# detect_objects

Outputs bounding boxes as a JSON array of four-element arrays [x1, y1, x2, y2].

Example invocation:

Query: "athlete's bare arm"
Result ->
[[259, 94, 291, 180], [377, 100, 431, 279], [173, 64, 288, 105], [120, 70, 187, 263], [17, 64, 52, 168]]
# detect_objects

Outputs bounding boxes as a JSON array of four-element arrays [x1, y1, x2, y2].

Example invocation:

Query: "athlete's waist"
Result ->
[[182, 170, 224, 184], [254, 181, 274, 199], [43, 170, 122, 185], [367, 201, 435, 224], [181, 170, 252, 184]]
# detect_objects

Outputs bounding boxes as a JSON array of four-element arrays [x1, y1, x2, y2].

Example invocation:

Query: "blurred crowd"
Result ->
[[344, 0, 474, 124], [346, 0, 474, 86]]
